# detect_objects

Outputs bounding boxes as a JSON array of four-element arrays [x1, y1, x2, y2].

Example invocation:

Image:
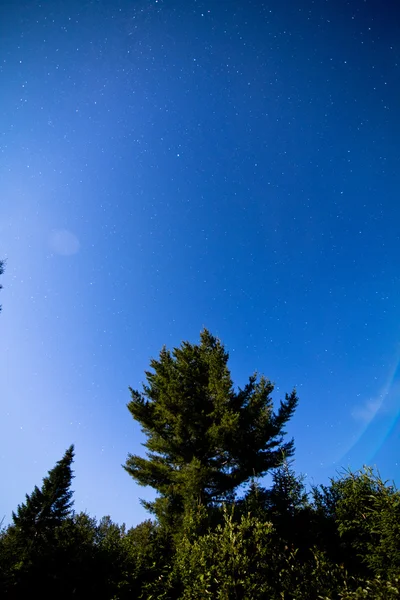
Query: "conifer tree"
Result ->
[[0, 446, 76, 598], [267, 457, 309, 520], [12, 445, 75, 543], [124, 329, 298, 530]]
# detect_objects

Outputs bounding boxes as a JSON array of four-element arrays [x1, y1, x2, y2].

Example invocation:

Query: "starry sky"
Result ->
[[1, 0, 399, 527]]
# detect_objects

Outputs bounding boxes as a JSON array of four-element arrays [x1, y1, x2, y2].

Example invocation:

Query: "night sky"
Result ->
[[1, 0, 399, 527]]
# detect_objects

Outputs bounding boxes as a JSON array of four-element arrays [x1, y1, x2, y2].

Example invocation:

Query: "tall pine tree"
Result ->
[[124, 329, 298, 530], [1, 446, 76, 598], [13, 445, 75, 543]]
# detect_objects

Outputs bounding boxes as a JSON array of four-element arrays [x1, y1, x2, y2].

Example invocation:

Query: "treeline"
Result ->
[[1, 327, 399, 599]]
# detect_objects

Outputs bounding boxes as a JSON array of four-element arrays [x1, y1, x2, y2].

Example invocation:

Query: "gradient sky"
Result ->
[[1, 0, 399, 528]]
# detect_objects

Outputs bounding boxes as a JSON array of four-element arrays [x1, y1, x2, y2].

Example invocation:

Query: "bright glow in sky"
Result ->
[[1, 0, 399, 528]]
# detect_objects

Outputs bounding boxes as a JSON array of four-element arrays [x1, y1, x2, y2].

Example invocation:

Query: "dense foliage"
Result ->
[[124, 329, 298, 532], [1, 330, 399, 598]]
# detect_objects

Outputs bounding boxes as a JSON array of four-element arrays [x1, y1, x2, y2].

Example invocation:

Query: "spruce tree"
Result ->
[[1, 446, 75, 598], [264, 457, 314, 555], [13, 444, 75, 542], [124, 329, 298, 530], [267, 458, 309, 520]]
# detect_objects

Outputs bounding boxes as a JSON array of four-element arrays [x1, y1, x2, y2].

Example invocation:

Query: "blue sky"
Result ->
[[1, 0, 399, 528]]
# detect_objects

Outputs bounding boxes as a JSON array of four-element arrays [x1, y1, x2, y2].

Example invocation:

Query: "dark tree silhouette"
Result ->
[[12, 445, 75, 543]]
